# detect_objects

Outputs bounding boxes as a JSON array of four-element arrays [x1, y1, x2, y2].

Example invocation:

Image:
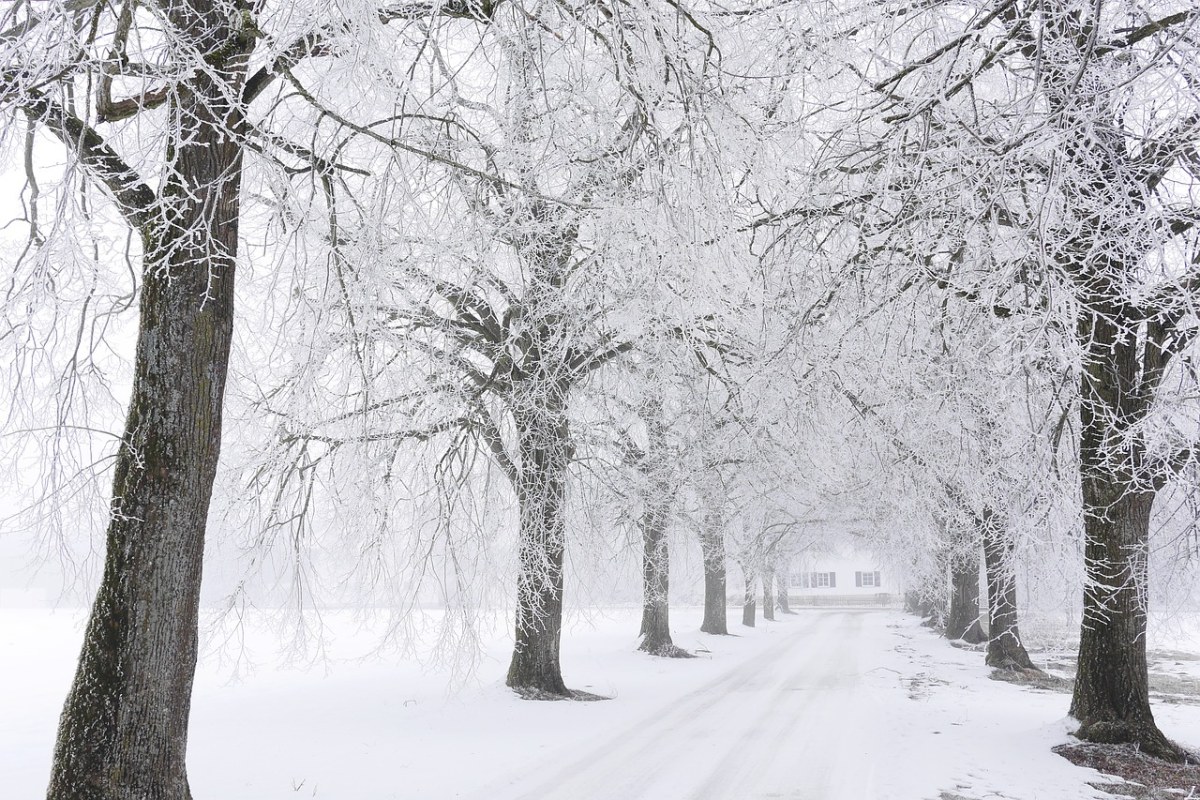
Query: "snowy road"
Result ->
[[4, 607, 1141, 799], [478, 611, 881, 800]]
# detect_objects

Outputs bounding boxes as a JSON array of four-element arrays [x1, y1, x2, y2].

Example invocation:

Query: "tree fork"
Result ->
[[46, 7, 254, 795]]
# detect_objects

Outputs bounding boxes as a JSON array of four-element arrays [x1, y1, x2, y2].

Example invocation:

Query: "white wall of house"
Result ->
[[785, 542, 896, 598]]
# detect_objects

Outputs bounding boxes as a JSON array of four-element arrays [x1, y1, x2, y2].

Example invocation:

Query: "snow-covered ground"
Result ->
[[4, 606, 1200, 799]]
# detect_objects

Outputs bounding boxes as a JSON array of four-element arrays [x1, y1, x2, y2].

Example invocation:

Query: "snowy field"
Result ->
[[5, 606, 1200, 799]]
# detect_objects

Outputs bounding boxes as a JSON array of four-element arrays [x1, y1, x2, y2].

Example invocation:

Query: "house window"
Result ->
[[810, 572, 836, 588], [856, 571, 881, 588]]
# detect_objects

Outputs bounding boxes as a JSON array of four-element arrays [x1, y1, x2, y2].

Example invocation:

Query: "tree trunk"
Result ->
[[741, 565, 756, 627], [1036, 6, 1183, 761], [905, 591, 921, 614], [1070, 488, 1176, 753], [945, 557, 983, 643], [917, 593, 945, 628], [47, 11, 252, 798], [762, 567, 775, 621], [699, 498, 728, 635], [638, 493, 681, 656], [506, 398, 572, 697], [501, 122, 580, 696], [778, 581, 793, 614], [1064, 287, 1184, 756], [981, 510, 1036, 671]]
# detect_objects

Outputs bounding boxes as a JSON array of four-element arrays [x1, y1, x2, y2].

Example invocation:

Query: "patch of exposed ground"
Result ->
[[1055, 742, 1200, 799], [511, 687, 610, 701], [1028, 650, 1200, 705], [1150, 674, 1200, 707], [989, 666, 1072, 692], [640, 643, 697, 659]]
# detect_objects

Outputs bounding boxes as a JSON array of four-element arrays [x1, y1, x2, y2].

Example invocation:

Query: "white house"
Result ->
[[785, 539, 897, 606]]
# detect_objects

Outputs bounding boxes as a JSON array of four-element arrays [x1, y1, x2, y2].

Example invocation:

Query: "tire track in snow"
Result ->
[[482, 610, 881, 800]]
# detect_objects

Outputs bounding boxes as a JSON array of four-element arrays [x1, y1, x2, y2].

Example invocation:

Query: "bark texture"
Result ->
[[1028, 3, 1188, 760], [981, 511, 1036, 671], [1070, 477, 1177, 756], [762, 567, 775, 622], [945, 558, 983, 643], [1061, 142, 1183, 759], [47, 6, 253, 797], [741, 565, 756, 628], [505, 378, 573, 697], [637, 483, 687, 656], [503, 157, 579, 696], [778, 582, 793, 614], [699, 497, 728, 635]]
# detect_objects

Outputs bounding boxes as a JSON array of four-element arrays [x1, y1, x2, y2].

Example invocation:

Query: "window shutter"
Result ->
[[874, 571, 881, 587], [830, 572, 836, 588], [855, 571, 862, 587]]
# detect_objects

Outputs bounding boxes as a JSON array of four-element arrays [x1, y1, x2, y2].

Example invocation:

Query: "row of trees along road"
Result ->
[[0, 0, 1197, 796], [834, 0, 1200, 758]]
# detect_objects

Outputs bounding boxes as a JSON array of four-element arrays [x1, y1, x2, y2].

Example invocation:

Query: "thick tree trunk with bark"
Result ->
[[500, 182, 586, 697], [778, 581, 793, 614], [741, 565, 756, 627], [1071, 486, 1173, 753], [762, 567, 775, 621], [634, 405, 689, 657], [639, 493, 688, 657], [699, 499, 728, 635], [1069, 321, 1179, 755], [1032, 6, 1187, 761], [945, 558, 984, 643], [506, 395, 573, 697], [981, 511, 1036, 671], [47, 8, 253, 797]]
